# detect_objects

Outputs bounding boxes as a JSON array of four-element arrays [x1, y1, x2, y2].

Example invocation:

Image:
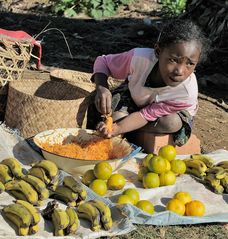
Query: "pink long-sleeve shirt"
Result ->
[[93, 48, 198, 121]]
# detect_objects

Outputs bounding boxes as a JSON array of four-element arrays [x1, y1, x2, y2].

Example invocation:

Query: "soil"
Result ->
[[0, 0, 227, 153]]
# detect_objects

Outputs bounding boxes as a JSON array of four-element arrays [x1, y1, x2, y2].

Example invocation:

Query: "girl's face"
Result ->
[[156, 41, 201, 87]]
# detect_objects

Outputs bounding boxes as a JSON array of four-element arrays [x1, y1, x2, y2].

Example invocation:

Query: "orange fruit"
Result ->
[[166, 198, 185, 216], [122, 188, 140, 205], [159, 171, 176, 186], [107, 173, 125, 190], [158, 145, 176, 162], [117, 195, 134, 205], [94, 161, 112, 180], [136, 200, 154, 214], [143, 172, 160, 188], [148, 156, 167, 174], [89, 179, 107, 196], [173, 192, 192, 205], [138, 167, 149, 182], [170, 160, 186, 174], [185, 200, 205, 216], [82, 169, 96, 186], [142, 154, 154, 167]]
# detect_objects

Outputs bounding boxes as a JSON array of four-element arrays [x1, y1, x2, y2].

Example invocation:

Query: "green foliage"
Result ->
[[52, 0, 135, 19], [160, 0, 187, 17]]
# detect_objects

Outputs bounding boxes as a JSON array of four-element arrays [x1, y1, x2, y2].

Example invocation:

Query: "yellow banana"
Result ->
[[22, 175, 46, 192], [18, 227, 30, 236], [206, 167, 226, 179], [216, 161, 228, 169], [54, 229, 65, 236], [63, 176, 87, 200], [220, 175, 228, 193], [77, 202, 101, 231], [29, 224, 39, 235], [0, 181, 5, 193], [191, 154, 214, 168], [48, 176, 59, 191], [88, 200, 112, 230], [1, 158, 24, 178], [3, 203, 32, 227], [186, 167, 206, 179], [0, 164, 13, 183], [29, 167, 51, 185], [205, 174, 224, 194], [15, 200, 40, 225], [184, 159, 207, 173], [33, 160, 59, 180], [5, 180, 39, 205], [52, 208, 70, 231], [65, 206, 80, 234]]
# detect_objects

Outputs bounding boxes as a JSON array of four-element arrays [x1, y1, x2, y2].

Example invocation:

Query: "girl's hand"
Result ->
[[96, 121, 120, 138], [95, 86, 112, 115]]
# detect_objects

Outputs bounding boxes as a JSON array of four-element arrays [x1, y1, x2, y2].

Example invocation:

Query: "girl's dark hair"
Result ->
[[157, 19, 211, 63]]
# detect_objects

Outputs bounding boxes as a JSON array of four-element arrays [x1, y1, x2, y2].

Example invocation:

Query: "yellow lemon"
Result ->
[[158, 145, 176, 161], [107, 173, 125, 190], [173, 192, 192, 204], [159, 171, 176, 186], [165, 159, 171, 172], [148, 156, 167, 174], [166, 198, 185, 216], [170, 160, 186, 174], [82, 169, 96, 186], [138, 167, 149, 182], [122, 188, 140, 205], [117, 195, 134, 205], [94, 161, 112, 180], [136, 200, 154, 214], [142, 153, 154, 167], [143, 172, 160, 188], [89, 179, 107, 196], [185, 200, 205, 216]]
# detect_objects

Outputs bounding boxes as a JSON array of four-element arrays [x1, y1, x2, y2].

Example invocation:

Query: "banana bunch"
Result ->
[[77, 200, 112, 231], [0, 181, 5, 193], [2, 200, 40, 236]]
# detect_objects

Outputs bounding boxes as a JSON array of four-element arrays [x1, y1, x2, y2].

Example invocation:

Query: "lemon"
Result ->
[[89, 179, 107, 196], [143, 172, 160, 188], [142, 154, 154, 167], [138, 167, 149, 182], [158, 145, 176, 161], [166, 198, 185, 216], [159, 171, 176, 186], [173, 192, 192, 204], [94, 161, 112, 180], [165, 159, 171, 172], [82, 169, 96, 186], [122, 188, 140, 205], [117, 195, 134, 205], [185, 200, 205, 216], [107, 173, 125, 190], [136, 200, 154, 214], [170, 160, 186, 174], [148, 156, 167, 174]]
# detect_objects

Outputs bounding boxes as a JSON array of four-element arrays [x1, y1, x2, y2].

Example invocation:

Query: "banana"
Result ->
[[63, 176, 87, 200], [5, 180, 39, 205], [18, 227, 30, 236], [50, 185, 78, 205], [54, 229, 65, 236], [88, 200, 112, 230], [77, 202, 101, 231], [0, 181, 5, 193], [65, 206, 80, 234], [52, 208, 69, 232], [1, 158, 24, 178], [184, 159, 208, 173], [205, 174, 224, 194], [15, 200, 40, 225], [206, 167, 226, 179], [33, 160, 59, 180], [42, 200, 59, 220], [29, 224, 39, 235], [191, 154, 214, 168], [216, 161, 228, 169], [48, 176, 59, 191], [0, 164, 13, 183], [186, 167, 206, 179], [29, 167, 51, 185], [221, 175, 228, 193], [3, 203, 32, 227]]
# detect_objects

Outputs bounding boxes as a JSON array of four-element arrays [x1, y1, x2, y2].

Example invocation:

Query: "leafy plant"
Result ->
[[52, 0, 135, 19], [159, 0, 187, 17]]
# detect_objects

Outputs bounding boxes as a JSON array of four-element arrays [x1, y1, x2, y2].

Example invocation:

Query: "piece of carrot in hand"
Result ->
[[105, 116, 113, 134]]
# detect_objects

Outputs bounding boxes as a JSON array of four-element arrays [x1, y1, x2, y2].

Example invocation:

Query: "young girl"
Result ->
[[89, 19, 210, 149]]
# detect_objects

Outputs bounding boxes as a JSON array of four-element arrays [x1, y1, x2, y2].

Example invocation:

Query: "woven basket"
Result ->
[[0, 37, 32, 120], [4, 79, 91, 138]]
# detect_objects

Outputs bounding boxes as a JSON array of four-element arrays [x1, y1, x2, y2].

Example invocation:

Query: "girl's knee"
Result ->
[[158, 114, 182, 133]]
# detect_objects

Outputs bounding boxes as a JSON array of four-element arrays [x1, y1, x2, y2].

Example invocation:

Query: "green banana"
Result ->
[[5, 180, 39, 205], [52, 208, 70, 232], [15, 200, 40, 225], [77, 202, 101, 231], [3, 203, 32, 227], [191, 154, 214, 168], [29, 224, 39, 235], [1, 158, 24, 178], [48, 176, 59, 191], [184, 159, 208, 173], [63, 175, 87, 200], [42, 200, 59, 220], [216, 161, 228, 169], [88, 200, 112, 230], [205, 174, 224, 194], [186, 167, 206, 179], [206, 167, 226, 179], [29, 167, 51, 185], [221, 175, 228, 193], [65, 206, 80, 234], [0, 181, 5, 193], [33, 160, 59, 180], [0, 164, 13, 183]]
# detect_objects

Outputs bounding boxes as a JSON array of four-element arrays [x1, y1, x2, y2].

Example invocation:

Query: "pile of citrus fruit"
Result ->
[[81, 162, 126, 196], [166, 191, 205, 216], [138, 145, 187, 188]]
